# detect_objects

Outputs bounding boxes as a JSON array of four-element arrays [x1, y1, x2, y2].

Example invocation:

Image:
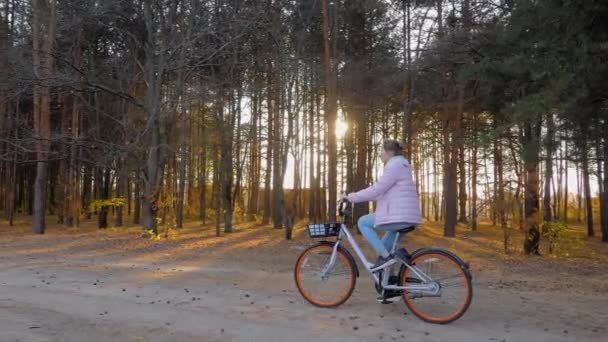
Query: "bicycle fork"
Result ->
[[319, 240, 341, 281]]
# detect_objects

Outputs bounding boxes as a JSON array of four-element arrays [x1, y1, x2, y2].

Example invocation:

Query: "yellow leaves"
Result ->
[[88, 197, 126, 212]]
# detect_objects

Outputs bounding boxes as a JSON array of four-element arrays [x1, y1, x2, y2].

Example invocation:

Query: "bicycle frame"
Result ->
[[322, 222, 439, 295]]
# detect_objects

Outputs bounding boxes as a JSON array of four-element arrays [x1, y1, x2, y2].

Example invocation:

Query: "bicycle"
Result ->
[[294, 199, 473, 324]]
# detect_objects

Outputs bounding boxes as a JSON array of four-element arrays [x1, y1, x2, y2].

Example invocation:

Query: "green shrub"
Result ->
[[542, 220, 578, 255]]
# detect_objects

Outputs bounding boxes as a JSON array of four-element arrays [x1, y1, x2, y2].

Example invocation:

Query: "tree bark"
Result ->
[[213, 146, 221, 236], [458, 145, 468, 223], [563, 139, 569, 222], [115, 160, 125, 227], [471, 128, 478, 231], [98, 168, 110, 229], [495, 133, 508, 253], [601, 124, 608, 242], [543, 113, 555, 222], [68, 74, 81, 228], [199, 124, 208, 224], [175, 96, 191, 229], [246, 79, 260, 220], [320, 0, 338, 221], [133, 174, 141, 225], [220, 90, 234, 233], [176, 136, 187, 228], [401, 0, 414, 156], [580, 138, 594, 237], [140, 1, 181, 235], [271, 62, 283, 229], [31, 0, 57, 234], [522, 120, 542, 255], [308, 75, 318, 221], [262, 67, 274, 225], [278, 75, 296, 238]]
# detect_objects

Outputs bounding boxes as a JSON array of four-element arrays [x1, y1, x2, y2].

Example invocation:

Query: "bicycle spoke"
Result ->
[[402, 252, 472, 324], [434, 273, 464, 282], [295, 244, 356, 308]]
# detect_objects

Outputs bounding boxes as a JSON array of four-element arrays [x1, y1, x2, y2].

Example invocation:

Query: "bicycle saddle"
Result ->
[[396, 225, 415, 234]]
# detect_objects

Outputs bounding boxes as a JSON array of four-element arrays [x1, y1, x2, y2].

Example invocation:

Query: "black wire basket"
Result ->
[[307, 222, 341, 238]]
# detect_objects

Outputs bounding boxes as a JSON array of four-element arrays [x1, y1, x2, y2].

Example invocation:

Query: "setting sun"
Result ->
[[336, 118, 348, 138]]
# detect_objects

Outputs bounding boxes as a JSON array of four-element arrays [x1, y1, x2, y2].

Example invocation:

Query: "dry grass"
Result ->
[[1, 214, 607, 279]]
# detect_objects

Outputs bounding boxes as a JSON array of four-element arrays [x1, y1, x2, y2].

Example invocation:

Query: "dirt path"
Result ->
[[1, 221, 607, 341]]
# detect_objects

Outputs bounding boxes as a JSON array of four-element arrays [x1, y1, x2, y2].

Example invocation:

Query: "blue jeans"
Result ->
[[357, 213, 413, 257]]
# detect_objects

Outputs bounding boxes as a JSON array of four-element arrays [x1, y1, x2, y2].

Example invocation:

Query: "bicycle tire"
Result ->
[[294, 243, 357, 308], [398, 248, 472, 324]]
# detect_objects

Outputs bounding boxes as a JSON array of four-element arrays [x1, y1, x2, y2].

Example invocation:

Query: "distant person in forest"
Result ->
[[344, 139, 422, 270]]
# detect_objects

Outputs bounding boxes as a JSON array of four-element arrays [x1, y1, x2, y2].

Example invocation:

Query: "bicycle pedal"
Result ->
[[377, 296, 400, 304]]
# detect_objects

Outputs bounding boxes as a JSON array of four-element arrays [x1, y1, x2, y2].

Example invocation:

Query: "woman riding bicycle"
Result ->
[[344, 139, 422, 270], [296, 142, 471, 322]]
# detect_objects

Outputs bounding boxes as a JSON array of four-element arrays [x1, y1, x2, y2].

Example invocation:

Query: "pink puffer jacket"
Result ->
[[347, 156, 422, 227]]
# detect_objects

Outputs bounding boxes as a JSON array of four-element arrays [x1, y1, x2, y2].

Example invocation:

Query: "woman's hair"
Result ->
[[383, 139, 404, 156]]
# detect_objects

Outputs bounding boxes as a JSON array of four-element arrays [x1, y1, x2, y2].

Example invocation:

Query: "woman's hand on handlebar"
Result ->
[[338, 195, 350, 218]]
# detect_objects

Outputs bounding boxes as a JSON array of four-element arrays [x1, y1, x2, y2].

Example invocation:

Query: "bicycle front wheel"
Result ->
[[294, 243, 356, 308], [400, 249, 472, 324]]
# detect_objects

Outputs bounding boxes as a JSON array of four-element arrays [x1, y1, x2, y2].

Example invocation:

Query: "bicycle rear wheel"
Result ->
[[400, 249, 472, 324], [294, 243, 356, 308]]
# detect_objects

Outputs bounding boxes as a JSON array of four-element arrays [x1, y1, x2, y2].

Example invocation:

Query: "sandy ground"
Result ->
[[1, 218, 607, 342]]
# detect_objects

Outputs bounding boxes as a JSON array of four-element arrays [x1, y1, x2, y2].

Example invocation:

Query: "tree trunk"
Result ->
[[115, 161, 125, 227], [233, 86, 246, 216], [437, 0, 456, 237], [522, 120, 542, 255], [495, 133, 508, 253], [576, 161, 582, 223], [563, 140, 569, 222], [443, 121, 458, 237], [433, 135, 440, 222], [543, 113, 555, 222], [82, 164, 91, 219], [601, 125, 608, 242], [343, 0, 370, 222], [308, 73, 318, 222], [142, 125, 161, 235], [8, 104, 19, 226], [581, 139, 594, 237], [68, 78, 81, 227], [57, 95, 69, 225], [31, 0, 57, 234], [199, 124, 208, 224], [98, 168, 110, 229], [262, 69, 274, 225], [140, 1, 181, 235], [220, 91, 234, 233], [175, 114, 188, 228], [458, 145, 468, 223], [471, 133, 478, 231], [354, 118, 369, 223], [320, 0, 338, 221], [279, 75, 296, 238], [133, 174, 141, 224], [213, 146, 221, 236], [272, 64, 283, 229], [401, 0, 414, 156], [246, 81, 260, 220]]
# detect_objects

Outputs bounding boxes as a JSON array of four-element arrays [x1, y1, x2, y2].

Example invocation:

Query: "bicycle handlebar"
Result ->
[[338, 197, 350, 218]]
